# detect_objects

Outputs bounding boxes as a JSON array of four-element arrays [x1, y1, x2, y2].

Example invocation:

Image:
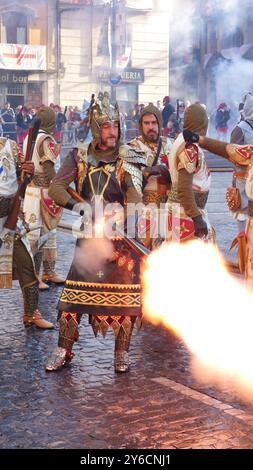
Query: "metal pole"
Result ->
[[56, 0, 61, 105], [111, 0, 117, 102]]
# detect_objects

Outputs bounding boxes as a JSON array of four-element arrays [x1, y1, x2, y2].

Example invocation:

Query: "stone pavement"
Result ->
[[1, 172, 253, 450]]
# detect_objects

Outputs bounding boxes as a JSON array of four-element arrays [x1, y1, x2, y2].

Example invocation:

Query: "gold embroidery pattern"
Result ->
[[60, 288, 141, 307], [104, 164, 115, 173], [77, 160, 88, 195], [65, 280, 140, 289], [115, 159, 124, 189], [88, 167, 111, 201]]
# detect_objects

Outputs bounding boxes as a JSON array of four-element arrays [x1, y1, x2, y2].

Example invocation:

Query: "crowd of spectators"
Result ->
[[0, 101, 90, 148], [0, 96, 242, 148]]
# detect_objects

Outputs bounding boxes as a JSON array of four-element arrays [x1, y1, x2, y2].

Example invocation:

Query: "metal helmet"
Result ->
[[88, 92, 121, 145]]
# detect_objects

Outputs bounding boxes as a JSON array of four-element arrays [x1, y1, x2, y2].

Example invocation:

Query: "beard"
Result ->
[[101, 136, 118, 149], [145, 131, 159, 143]]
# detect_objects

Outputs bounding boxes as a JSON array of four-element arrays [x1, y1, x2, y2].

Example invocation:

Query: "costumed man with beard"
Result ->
[[166, 104, 214, 242], [128, 104, 172, 248], [183, 129, 253, 285], [0, 136, 54, 328], [45, 92, 147, 373], [128, 104, 172, 206], [23, 106, 64, 289]]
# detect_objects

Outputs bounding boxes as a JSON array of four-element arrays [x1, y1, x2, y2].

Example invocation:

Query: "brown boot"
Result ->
[[23, 283, 54, 328], [38, 280, 50, 290], [42, 272, 65, 284], [23, 310, 54, 329], [42, 261, 65, 284]]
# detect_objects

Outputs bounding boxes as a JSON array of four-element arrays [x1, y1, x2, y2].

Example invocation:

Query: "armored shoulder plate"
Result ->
[[178, 143, 199, 174], [122, 161, 143, 196], [39, 135, 60, 165], [227, 144, 253, 166], [119, 144, 146, 166]]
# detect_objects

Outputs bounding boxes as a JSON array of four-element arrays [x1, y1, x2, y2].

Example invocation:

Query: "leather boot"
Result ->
[[23, 283, 54, 329], [23, 310, 54, 329], [42, 261, 65, 284], [38, 280, 50, 290], [45, 312, 79, 371]]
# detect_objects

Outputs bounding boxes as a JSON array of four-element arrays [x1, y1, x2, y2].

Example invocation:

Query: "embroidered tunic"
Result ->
[[49, 143, 146, 336]]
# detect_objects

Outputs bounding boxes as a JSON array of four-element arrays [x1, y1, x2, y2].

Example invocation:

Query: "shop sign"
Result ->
[[0, 71, 28, 83], [98, 68, 144, 84]]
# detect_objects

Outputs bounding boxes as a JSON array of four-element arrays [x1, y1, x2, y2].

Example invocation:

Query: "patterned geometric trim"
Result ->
[[60, 288, 141, 307], [91, 315, 133, 338], [65, 280, 141, 290]]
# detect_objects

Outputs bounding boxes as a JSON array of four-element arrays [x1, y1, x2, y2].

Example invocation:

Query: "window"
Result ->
[[232, 27, 243, 47], [221, 27, 244, 49], [4, 12, 27, 44], [209, 22, 217, 53]]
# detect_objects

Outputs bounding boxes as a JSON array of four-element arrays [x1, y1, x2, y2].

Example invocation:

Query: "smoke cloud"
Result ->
[[214, 58, 253, 108], [73, 237, 114, 277], [169, 0, 251, 115]]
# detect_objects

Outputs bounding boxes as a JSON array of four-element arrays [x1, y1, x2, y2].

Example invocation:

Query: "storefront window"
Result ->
[[115, 83, 138, 115]]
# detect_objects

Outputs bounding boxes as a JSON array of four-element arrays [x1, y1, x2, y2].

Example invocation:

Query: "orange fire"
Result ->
[[143, 240, 253, 400]]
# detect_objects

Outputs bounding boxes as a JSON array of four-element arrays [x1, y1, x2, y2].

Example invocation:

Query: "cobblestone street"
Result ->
[[2, 172, 253, 450]]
